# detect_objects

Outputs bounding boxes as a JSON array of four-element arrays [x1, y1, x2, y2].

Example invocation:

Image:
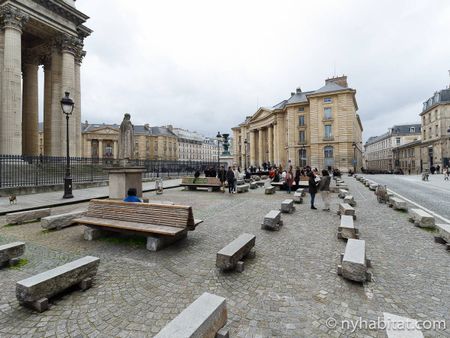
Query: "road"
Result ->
[[364, 174, 450, 221]]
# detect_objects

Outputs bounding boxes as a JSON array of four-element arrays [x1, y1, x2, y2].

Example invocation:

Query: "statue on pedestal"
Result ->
[[118, 113, 134, 162]]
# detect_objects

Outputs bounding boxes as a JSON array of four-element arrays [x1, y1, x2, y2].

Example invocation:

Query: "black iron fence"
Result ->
[[0, 155, 222, 188]]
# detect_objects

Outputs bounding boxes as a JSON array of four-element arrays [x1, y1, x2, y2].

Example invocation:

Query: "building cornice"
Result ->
[[419, 101, 450, 116]]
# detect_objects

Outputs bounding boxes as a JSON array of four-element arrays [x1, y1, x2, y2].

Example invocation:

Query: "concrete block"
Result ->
[[338, 203, 356, 219], [265, 186, 275, 195], [261, 210, 282, 230], [280, 199, 295, 213], [408, 209, 435, 228], [41, 210, 86, 230], [339, 239, 370, 283], [0, 242, 25, 266], [6, 208, 51, 225], [343, 195, 356, 207], [146, 231, 188, 251], [216, 233, 256, 270], [236, 184, 249, 193], [236, 261, 245, 273], [388, 197, 407, 211]]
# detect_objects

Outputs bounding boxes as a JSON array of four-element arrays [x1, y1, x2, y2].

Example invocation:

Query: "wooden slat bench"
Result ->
[[338, 203, 356, 220], [0, 242, 25, 267], [155, 292, 228, 338], [216, 233, 256, 272], [337, 239, 372, 283], [16, 256, 100, 312], [408, 208, 435, 228], [337, 215, 359, 240], [74, 199, 203, 251], [388, 197, 407, 211], [180, 177, 222, 192], [6, 208, 51, 225], [434, 223, 450, 250]]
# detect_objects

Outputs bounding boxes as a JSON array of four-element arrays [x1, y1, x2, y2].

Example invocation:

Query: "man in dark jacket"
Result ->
[[308, 171, 319, 210], [226, 167, 235, 194]]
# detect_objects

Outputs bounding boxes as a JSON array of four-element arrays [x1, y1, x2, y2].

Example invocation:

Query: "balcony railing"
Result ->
[[323, 136, 334, 141]]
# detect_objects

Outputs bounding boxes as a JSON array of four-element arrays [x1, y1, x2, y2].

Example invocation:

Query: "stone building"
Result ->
[[392, 140, 422, 174], [232, 76, 363, 171], [364, 124, 421, 171], [0, 0, 91, 156], [419, 88, 450, 169], [171, 128, 218, 162]]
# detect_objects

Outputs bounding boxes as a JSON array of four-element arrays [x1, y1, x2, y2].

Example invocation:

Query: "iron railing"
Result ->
[[0, 155, 222, 188]]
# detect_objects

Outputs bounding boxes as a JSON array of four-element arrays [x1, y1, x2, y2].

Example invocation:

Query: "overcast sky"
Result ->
[[65, 0, 450, 141]]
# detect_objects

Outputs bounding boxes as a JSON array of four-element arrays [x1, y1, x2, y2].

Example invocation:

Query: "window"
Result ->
[[324, 125, 332, 138], [324, 146, 334, 167], [324, 107, 332, 119], [324, 97, 332, 103], [396, 137, 400, 145], [435, 125, 439, 136], [299, 131, 305, 143], [299, 148, 307, 167], [299, 115, 305, 126], [409, 127, 415, 133], [298, 107, 304, 112], [429, 127, 432, 138]]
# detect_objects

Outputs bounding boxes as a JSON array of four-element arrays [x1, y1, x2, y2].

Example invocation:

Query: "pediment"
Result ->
[[249, 108, 274, 123], [88, 127, 119, 134]]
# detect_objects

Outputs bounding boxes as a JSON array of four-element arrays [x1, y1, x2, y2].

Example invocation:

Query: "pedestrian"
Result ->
[[436, 164, 440, 174], [193, 169, 200, 183], [286, 166, 294, 193], [226, 167, 235, 193], [123, 188, 142, 203], [319, 169, 331, 211], [308, 171, 319, 210], [444, 166, 449, 181], [218, 165, 226, 191], [232, 165, 239, 193], [294, 166, 301, 188]]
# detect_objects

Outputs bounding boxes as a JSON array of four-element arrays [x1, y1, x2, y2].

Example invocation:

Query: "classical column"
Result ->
[[273, 123, 279, 165], [258, 128, 264, 167], [49, 45, 63, 156], [85, 139, 92, 158], [277, 114, 286, 167], [268, 124, 273, 164], [0, 6, 29, 155], [113, 140, 118, 159], [74, 49, 85, 157], [22, 55, 39, 156], [43, 59, 53, 156], [249, 130, 256, 166], [98, 140, 103, 159]]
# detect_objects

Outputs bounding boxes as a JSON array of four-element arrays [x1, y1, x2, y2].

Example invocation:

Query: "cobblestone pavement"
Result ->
[[0, 178, 449, 337], [365, 174, 450, 221], [0, 179, 181, 215]]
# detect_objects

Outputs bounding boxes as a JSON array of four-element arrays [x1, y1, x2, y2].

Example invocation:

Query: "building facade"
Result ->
[[0, 0, 91, 157], [171, 128, 219, 162], [392, 140, 421, 174], [419, 88, 450, 169], [364, 124, 421, 171], [232, 76, 363, 171]]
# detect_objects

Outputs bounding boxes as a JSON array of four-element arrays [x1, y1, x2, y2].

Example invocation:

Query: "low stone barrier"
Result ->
[[434, 224, 450, 250], [296, 188, 305, 197], [369, 183, 378, 191], [293, 191, 303, 204], [216, 233, 256, 272], [408, 208, 435, 228], [337, 215, 359, 240], [280, 199, 295, 214], [236, 184, 249, 193], [154, 292, 228, 338], [6, 208, 51, 225], [0, 242, 25, 267], [343, 195, 356, 207], [337, 239, 371, 283], [388, 197, 407, 211], [338, 189, 349, 199], [261, 210, 283, 231], [250, 182, 258, 189], [16, 256, 100, 312], [338, 203, 356, 220], [265, 186, 275, 195], [41, 210, 86, 230]]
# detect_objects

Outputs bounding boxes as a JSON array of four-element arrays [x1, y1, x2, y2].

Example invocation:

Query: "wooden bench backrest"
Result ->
[[181, 177, 221, 185], [87, 199, 195, 228]]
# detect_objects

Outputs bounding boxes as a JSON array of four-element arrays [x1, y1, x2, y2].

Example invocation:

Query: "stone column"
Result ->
[[43, 59, 53, 156], [249, 130, 256, 166], [268, 125, 273, 164], [85, 139, 91, 158], [258, 128, 264, 167], [22, 56, 39, 155], [98, 140, 103, 159], [49, 45, 63, 156], [113, 140, 118, 159], [277, 114, 286, 167], [273, 123, 279, 165], [74, 49, 85, 157], [0, 6, 29, 155]]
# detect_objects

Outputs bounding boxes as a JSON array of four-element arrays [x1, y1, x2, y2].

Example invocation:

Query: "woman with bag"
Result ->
[[319, 169, 331, 211]]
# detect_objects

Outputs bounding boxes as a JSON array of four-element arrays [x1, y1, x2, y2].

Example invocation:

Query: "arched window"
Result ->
[[324, 146, 334, 167], [299, 148, 307, 167]]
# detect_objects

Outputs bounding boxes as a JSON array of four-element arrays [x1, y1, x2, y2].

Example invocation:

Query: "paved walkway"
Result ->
[[0, 179, 181, 215]]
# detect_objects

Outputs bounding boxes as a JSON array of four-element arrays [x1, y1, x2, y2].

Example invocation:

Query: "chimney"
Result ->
[[167, 124, 173, 131], [296, 87, 302, 94], [290, 92, 295, 96], [144, 123, 150, 130], [325, 75, 348, 88]]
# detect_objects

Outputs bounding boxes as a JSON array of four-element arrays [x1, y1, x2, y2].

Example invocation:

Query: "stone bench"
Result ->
[[388, 197, 407, 211], [337, 239, 372, 283], [434, 224, 450, 250], [343, 195, 356, 207], [338, 189, 349, 199], [265, 186, 275, 195], [295, 188, 305, 197], [155, 292, 228, 338], [369, 183, 378, 191], [261, 210, 283, 231], [6, 208, 51, 225], [0, 242, 25, 267], [293, 191, 303, 204], [337, 215, 359, 240], [408, 208, 435, 228], [364, 180, 371, 187], [250, 182, 258, 189], [236, 184, 249, 193], [280, 199, 295, 213], [270, 182, 284, 191], [216, 233, 256, 272], [16, 256, 100, 312], [41, 210, 86, 231], [338, 203, 356, 220]]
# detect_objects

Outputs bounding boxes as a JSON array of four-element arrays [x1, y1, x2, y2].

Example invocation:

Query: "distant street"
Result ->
[[365, 174, 450, 221]]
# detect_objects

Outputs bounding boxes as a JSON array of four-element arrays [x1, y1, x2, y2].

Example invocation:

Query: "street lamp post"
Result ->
[[352, 142, 357, 174], [61, 92, 75, 199], [216, 131, 222, 170]]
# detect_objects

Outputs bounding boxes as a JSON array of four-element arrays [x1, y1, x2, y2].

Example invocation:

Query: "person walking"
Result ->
[[286, 166, 294, 193], [226, 167, 235, 194], [319, 169, 331, 211], [218, 165, 226, 192], [444, 166, 449, 181], [232, 166, 239, 193], [294, 167, 301, 188], [308, 171, 319, 210]]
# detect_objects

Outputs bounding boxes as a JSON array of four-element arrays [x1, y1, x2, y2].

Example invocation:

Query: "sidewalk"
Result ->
[[0, 179, 181, 215]]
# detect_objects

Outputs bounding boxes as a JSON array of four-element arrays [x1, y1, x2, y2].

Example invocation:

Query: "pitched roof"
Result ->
[[313, 82, 348, 94]]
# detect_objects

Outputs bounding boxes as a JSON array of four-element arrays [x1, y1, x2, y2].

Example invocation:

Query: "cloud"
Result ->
[[68, 0, 450, 140]]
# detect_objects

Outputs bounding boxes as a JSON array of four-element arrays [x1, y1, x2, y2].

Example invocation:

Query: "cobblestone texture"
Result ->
[[0, 178, 449, 337]]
